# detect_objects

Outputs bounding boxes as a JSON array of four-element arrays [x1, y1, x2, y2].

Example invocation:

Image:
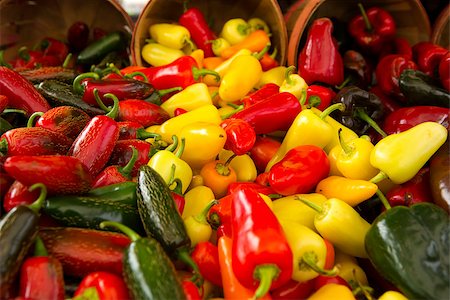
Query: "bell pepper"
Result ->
[[220, 30, 271, 59], [429, 139, 450, 212], [365, 202, 449, 300], [249, 136, 281, 173], [300, 197, 371, 258], [342, 50, 373, 89], [141, 42, 184, 67], [439, 51, 450, 91], [220, 118, 256, 156], [297, 18, 344, 86], [412, 41, 449, 76], [207, 194, 233, 230], [370, 122, 448, 185], [220, 18, 250, 45], [308, 283, 356, 300], [375, 54, 418, 99], [74, 271, 130, 300], [161, 83, 213, 117], [200, 158, 237, 199], [386, 167, 432, 207], [399, 69, 450, 108], [279, 66, 308, 100], [179, 7, 216, 57], [218, 149, 257, 183], [203, 49, 252, 87], [348, 3, 396, 54], [149, 23, 193, 50], [191, 241, 223, 287], [181, 278, 202, 300], [231, 187, 293, 298], [19, 236, 65, 300], [219, 54, 262, 102], [382, 106, 449, 135], [184, 200, 216, 246]]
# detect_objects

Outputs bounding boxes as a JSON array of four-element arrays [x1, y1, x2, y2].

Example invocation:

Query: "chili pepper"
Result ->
[[298, 18, 344, 86], [74, 271, 130, 300], [0, 171, 13, 201], [219, 149, 258, 183], [242, 83, 279, 108], [18, 236, 65, 300], [17, 65, 77, 84], [386, 167, 431, 208], [313, 274, 351, 292], [227, 182, 275, 197], [149, 23, 193, 50], [378, 291, 409, 300], [278, 66, 308, 100], [179, 7, 216, 57], [342, 50, 373, 89], [220, 18, 250, 45], [77, 31, 128, 66], [3, 180, 40, 212], [203, 56, 225, 71], [0, 67, 51, 116], [0, 127, 72, 157], [141, 42, 185, 67], [429, 139, 450, 212], [305, 85, 335, 111], [259, 48, 279, 71], [365, 203, 449, 300], [200, 158, 237, 199], [219, 55, 262, 102], [67, 21, 90, 52], [4, 155, 92, 195], [184, 200, 216, 246], [181, 278, 202, 300], [399, 69, 450, 108], [308, 283, 356, 300], [375, 54, 418, 99], [368, 85, 401, 115], [207, 194, 233, 230], [271, 279, 314, 299], [380, 37, 413, 60], [108, 139, 151, 177], [161, 83, 213, 117], [0, 95, 8, 113], [220, 118, 256, 156], [171, 180, 185, 215], [40, 37, 69, 63], [231, 92, 301, 135], [412, 41, 449, 76], [220, 30, 271, 59], [191, 242, 223, 287], [182, 185, 215, 220], [117, 121, 161, 140], [439, 51, 450, 92], [249, 136, 281, 173], [370, 122, 448, 185], [203, 49, 252, 87], [231, 187, 293, 298], [115, 99, 171, 127]]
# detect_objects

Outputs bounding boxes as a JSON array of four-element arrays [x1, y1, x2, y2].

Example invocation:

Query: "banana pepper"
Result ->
[[160, 83, 213, 117], [203, 49, 252, 87], [218, 149, 257, 182], [184, 200, 216, 246], [149, 23, 193, 50], [141, 43, 184, 67], [279, 66, 308, 100], [257, 66, 287, 88], [182, 185, 215, 220]]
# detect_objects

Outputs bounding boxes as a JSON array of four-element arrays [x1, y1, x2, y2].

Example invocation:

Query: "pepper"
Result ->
[[184, 200, 216, 247], [179, 7, 216, 57], [279, 66, 308, 100], [18, 236, 65, 300], [312, 274, 351, 292], [439, 51, 450, 91], [220, 30, 271, 59], [77, 31, 128, 66], [399, 69, 450, 108], [0, 183, 45, 299], [365, 203, 449, 300], [207, 194, 233, 230], [149, 23, 193, 50], [429, 139, 450, 212], [3, 155, 93, 195], [270, 279, 314, 300], [386, 167, 432, 207], [73, 271, 130, 300], [67, 21, 89, 52], [114, 99, 170, 127], [380, 37, 413, 60], [161, 83, 213, 117], [412, 41, 449, 76], [231, 187, 293, 298], [200, 158, 237, 199], [0, 172, 14, 202], [259, 48, 279, 71], [369, 85, 402, 115], [257, 66, 287, 88], [305, 85, 335, 111], [3, 180, 40, 213], [297, 18, 344, 86], [191, 241, 223, 287], [307, 283, 356, 300], [342, 50, 373, 89], [220, 18, 250, 45], [108, 139, 152, 177], [117, 121, 162, 140], [182, 185, 215, 220], [203, 49, 252, 87], [249, 135, 281, 173], [141, 42, 184, 66], [378, 291, 409, 300], [0, 66, 51, 116], [242, 83, 279, 108], [348, 3, 396, 54], [40, 37, 69, 64], [220, 118, 256, 155], [369, 122, 448, 185]]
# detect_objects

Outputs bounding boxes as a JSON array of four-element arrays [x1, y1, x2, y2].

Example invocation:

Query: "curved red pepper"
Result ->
[[268, 145, 330, 196], [3, 180, 40, 213], [242, 83, 280, 108], [220, 118, 256, 156], [108, 139, 151, 177], [227, 182, 276, 197], [260, 51, 280, 72], [306, 85, 336, 111], [412, 41, 449, 76], [117, 99, 170, 127], [191, 241, 223, 287], [74, 271, 131, 300], [298, 18, 344, 86], [179, 7, 216, 58], [439, 51, 450, 92], [386, 167, 432, 207], [67, 21, 90, 52], [231, 187, 293, 297]]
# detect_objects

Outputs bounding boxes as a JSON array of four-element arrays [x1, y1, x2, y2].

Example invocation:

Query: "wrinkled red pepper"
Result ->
[[412, 41, 449, 76], [179, 7, 216, 57], [220, 118, 256, 156], [74, 271, 131, 300], [380, 37, 413, 60], [191, 241, 223, 287]]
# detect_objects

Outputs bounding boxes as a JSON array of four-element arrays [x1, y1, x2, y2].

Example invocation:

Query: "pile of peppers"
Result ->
[[0, 2, 449, 300]]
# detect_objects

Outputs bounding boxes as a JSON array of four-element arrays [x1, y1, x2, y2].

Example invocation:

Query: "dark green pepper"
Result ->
[[77, 31, 129, 66], [0, 117, 13, 135], [365, 202, 449, 300], [399, 69, 450, 108], [429, 139, 450, 213]]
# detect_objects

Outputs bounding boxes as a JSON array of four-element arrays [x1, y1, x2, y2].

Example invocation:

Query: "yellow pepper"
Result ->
[[334, 249, 369, 288], [218, 149, 257, 182], [158, 104, 222, 143], [220, 18, 250, 45], [378, 291, 409, 300], [184, 200, 216, 246], [212, 38, 231, 56], [279, 66, 308, 100], [187, 173, 204, 191], [203, 49, 252, 87], [307, 283, 356, 300], [315, 176, 378, 207], [160, 83, 213, 117], [149, 23, 193, 50], [257, 66, 287, 88], [247, 18, 270, 34], [272, 193, 327, 231], [147, 136, 193, 194], [280, 220, 337, 283], [182, 185, 215, 220], [327, 145, 344, 176], [189, 49, 204, 68], [176, 122, 227, 170], [219, 55, 262, 102], [141, 43, 184, 67], [300, 197, 371, 258]]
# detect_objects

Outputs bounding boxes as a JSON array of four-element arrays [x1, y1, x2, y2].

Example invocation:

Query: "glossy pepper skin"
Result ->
[[117, 99, 170, 127], [242, 83, 280, 108], [108, 139, 151, 177], [365, 203, 449, 300], [298, 18, 344, 86], [191, 241, 223, 287], [306, 85, 335, 111], [412, 41, 449, 76], [429, 140, 450, 212], [179, 7, 216, 57], [220, 118, 256, 155], [231, 187, 293, 297], [74, 271, 130, 300], [3, 180, 40, 212]]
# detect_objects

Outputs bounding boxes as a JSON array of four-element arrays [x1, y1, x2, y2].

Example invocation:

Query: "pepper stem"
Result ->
[[177, 248, 204, 287], [93, 88, 111, 113], [354, 108, 387, 138], [174, 137, 186, 158], [369, 171, 388, 184], [99, 221, 141, 242], [136, 128, 161, 140], [165, 135, 179, 152], [297, 197, 323, 213], [125, 71, 149, 82], [103, 93, 120, 120], [319, 103, 345, 120], [358, 3, 373, 32], [26, 112, 44, 127], [253, 43, 271, 60], [73, 72, 100, 94], [171, 178, 184, 196], [0, 51, 12, 68], [221, 104, 244, 119], [62, 53, 72, 68], [119, 146, 138, 177], [27, 183, 47, 213], [284, 66, 296, 86], [194, 200, 218, 224], [376, 189, 391, 211], [308, 95, 322, 108], [337, 128, 354, 155], [253, 264, 279, 299], [192, 67, 221, 83], [300, 251, 338, 276], [158, 87, 183, 97], [0, 139, 8, 156], [2, 109, 27, 115], [18, 46, 30, 61], [34, 236, 48, 257], [335, 76, 351, 90]]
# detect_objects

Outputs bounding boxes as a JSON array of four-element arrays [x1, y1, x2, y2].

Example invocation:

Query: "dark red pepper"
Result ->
[[174, 107, 188, 116], [412, 41, 449, 76], [0, 172, 14, 200], [231, 187, 293, 298], [3, 180, 40, 213], [259, 50, 280, 72], [191, 241, 223, 287], [108, 139, 151, 177], [67, 21, 90, 52], [3, 155, 93, 195], [0, 66, 51, 116], [220, 118, 256, 156], [298, 18, 344, 86], [270, 279, 314, 300], [380, 37, 413, 60], [40, 37, 69, 64], [74, 271, 131, 300], [305, 85, 336, 111], [242, 83, 280, 108], [439, 51, 450, 92], [386, 167, 432, 207], [179, 8, 216, 57], [249, 136, 282, 174], [117, 99, 170, 127], [117, 121, 161, 140]]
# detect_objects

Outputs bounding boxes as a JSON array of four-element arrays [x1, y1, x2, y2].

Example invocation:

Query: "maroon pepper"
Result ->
[[108, 139, 152, 177], [3, 180, 40, 213], [0, 66, 51, 116], [0, 172, 14, 200], [386, 167, 432, 207], [117, 121, 161, 140], [67, 21, 90, 52], [191, 241, 223, 287], [179, 7, 217, 57], [412, 41, 449, 76], [220, 118, 256, 155]]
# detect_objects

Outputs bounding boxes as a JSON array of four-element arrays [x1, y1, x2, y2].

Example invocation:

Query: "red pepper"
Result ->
[[412, 41, 449, 76], [0, 95, 8, 113], [375, 54, 418, 98], [0, 127, 72, 157], [270, 279, 314, 300], [40, 37, 69, 64], [268, 145, 330, 196], [74, 271, 130, 300], [67, 21, 90, 52], [231, 187, 293, 298], [249, 136, 282, 173], [348, 4, 396, 54], [369, 85, 402, 115], [117, 121, 161, 140], [227, 182, 276, 197], [117, 99, 170, 127], [35, 106, 91, 142], [171, 181, 185, 215], [386, 167, 432, 207], [298, 18, 344, 86], [260, 50, 280, 71], [439, 51, 450, 92], [191, 241, 223, 287], [3, 180, 40, 213], [3, 155, 93, 195], [231, 92, 302, 134], [220, 118, 256, 155], [174, 107, 188, 116], [208, 194, 233, 230], [108, 139, 151, 177], [19, 237, 65, 300], [39, 227, 131, 278], [0, 66, 51, 116], [182, 279, 202, 300], [305, 85, 336, 111], [139, 56, 219, 90], [343, 49, 373, 88], [216, 223, 232, 239], [255, 172, 271, 187], [380, 37, 413, 60], [382, 106, 449, 135], [179, 7, 216, 57], [242, 83, 280, 108]]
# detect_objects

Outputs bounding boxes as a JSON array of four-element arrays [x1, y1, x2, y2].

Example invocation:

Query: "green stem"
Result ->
[[192, 67, 221, 83], [284, 65, 296, 86], [224, 153, 236, 167], [165, 135, 179, 152], [27, 183, 47, 213], [136, 129, 161, 140], [376, 189, 391, 211], [124, 71, 149, 83], [253, 43, 271, 60], [119, 146, 138, 177], [297, 197, 323, 213], [62, 53, 72, 68], [221, 105, 244, 120], [26, 112, 44, 128], [99, 221, 141, 242], [158, 87, 183, 97], [34, 236, 48, 257], [301, 251, 338, 276], [358, 3, 373, 32], [174, 137, 186, 158], [93, 90, 119, 120], [177, 248, 203, 287], [308, 95, 322, 108], [93, 88, 111, 113], [0, 139, 8, 156], [337, 128, 353, 155], [2, 109, 27, 115], [319, 103, 345, 120], [171, 178, 183, 195], [194, 200, 218, 224], [18, 46, 30, 61], [369, 171, 388, 184], [335, 76, 351, 90], [354, 108, 387, 138], [253, 265, 279, 299], [73, 72, 100, 94], [269, 47, 278, 59], [0, 51, 12, 68]]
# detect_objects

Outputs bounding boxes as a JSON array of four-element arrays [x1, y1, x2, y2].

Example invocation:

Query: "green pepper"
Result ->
[[77, 31, 129, 66], [0, 117, 12, 135], [429, 139, 450, 213], [399, 69, 450, 108], [365, 202, 449, 300]]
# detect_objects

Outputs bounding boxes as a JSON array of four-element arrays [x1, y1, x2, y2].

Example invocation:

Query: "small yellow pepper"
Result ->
[[203, 49, 252, 87], [247, 18, 270, 34], [219, 55, 262, 102], [315, 176, 378, 207], [378, 291, 409, 300], [257, 66, 287, 88], [212, 38, 231, 57], [189, 49, 204, 68], [184, 200, 216, 246], [279, 66, 308, 100], [161, 83, 213, 117], [182, 185, 215, 220], [334, 249, 369, 288], [149, 23, 193, 50], [218, 149, 257, 182], [220, 18, 250, 45], [141, 43, 184, 67]]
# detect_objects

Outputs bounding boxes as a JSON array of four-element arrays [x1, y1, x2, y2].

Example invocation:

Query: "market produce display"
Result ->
[[0, 1, 449, 299]]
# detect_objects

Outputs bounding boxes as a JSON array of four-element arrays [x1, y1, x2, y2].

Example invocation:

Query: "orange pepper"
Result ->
[[190, 49, 204, 69], [200, 159, 237, 199], [220, 30, 271, 59], [203, 56, 225, 71]]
